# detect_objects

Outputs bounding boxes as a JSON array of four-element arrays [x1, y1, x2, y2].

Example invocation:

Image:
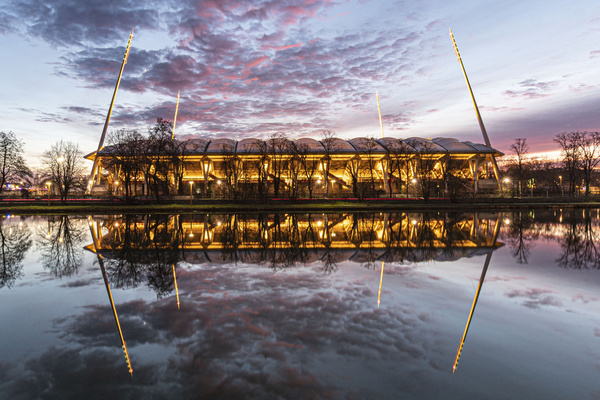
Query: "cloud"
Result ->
[[7, 0, 162, 47], [61, 106, 105, 118], [34, 111, 73, 124], [2, 0, 440, 136], [0, 263, 452, 398], [0, 10, 18, 34], [506, 287, 562, 309], [503, 78, 559, 99]]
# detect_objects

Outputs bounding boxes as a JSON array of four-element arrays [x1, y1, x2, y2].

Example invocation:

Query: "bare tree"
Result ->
[[0, 131, 30, 195], [405, 139, 439, 201], [268, 133, 289, 198], [295, 143, 320, 199], [220, 144, 241, 201], [285, 142, 301, 200], [361, 137, 381, 197], [554, 132, 581, 195], [105, 129, 145, 202], [145, 118, 175, 199], [42, 141, 84, 203], [388, 140, 414, 197], [575, 131, 600, 196], [320, 130, 338, 198], [510, 138, 529, 196]]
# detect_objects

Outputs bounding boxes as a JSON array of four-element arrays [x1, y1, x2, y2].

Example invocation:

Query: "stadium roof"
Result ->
[[88, 136, 503, 158]]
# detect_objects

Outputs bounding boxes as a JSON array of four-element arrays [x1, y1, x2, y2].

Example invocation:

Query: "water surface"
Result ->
[[0, 210, 598, 399]]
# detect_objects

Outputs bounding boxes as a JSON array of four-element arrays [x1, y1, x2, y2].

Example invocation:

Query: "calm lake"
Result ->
[[0, 210, 599, 399]]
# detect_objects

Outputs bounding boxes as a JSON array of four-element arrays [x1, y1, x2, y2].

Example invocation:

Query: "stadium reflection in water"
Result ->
[[85, 212, 502, 376], [1, 210, 599, 399]]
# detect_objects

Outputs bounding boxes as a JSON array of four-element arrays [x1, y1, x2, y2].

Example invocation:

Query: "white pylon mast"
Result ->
[[376, 90, 385, 139], [87, 28, 134, 193], [449, 28, 500, 184], [172, 90, 180, 139]]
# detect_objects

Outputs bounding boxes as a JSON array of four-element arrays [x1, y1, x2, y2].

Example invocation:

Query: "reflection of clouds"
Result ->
[[506, 288, 563, 309], [2, 263, 448, 398], [59, 277, 102, 288], [1, 346, 173, 399], [485, 275, 527, 283], [571, 294, 600, 304]]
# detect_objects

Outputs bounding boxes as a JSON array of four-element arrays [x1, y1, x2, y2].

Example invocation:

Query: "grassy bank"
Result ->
[[1, 197, 600, 215]]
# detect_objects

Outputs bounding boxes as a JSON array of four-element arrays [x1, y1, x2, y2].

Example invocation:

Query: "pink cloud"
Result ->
[[264, 42, 304, 52], [246, 55, 270, 69]]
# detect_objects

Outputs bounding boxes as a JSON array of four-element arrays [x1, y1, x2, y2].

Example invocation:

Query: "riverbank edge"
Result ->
[[1, 197, 599, 215]]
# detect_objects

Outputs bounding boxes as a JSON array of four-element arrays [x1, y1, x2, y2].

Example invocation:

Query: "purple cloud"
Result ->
[[506, 287, 562, 309], [8, 0, 161, 46], [2, 0, 443, 137], [503, 78, 559, 99], [0, 263, 452, 398]]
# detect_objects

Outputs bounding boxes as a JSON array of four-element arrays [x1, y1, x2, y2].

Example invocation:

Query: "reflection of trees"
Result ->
[[440, 212, 466, 261], [95, 212, 504, 280], [348, 213, 381, 269], [37, 216, 85, 277], [412, 212, 444, 262], [556, 209, 600, 270], [0, 218, 32, 289], [505, 211, 536, 264], [100, 215, 185, 297]]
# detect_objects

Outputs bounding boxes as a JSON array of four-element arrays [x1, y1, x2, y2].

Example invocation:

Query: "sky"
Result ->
[[1, 0, 600, 168]]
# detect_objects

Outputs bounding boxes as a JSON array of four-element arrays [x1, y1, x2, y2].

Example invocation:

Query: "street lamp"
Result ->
[[559, 175, 563, 197], [46, 182, 51, 206]]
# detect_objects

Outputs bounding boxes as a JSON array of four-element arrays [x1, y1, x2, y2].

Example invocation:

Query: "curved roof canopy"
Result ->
[[92, 136, 502, 158]]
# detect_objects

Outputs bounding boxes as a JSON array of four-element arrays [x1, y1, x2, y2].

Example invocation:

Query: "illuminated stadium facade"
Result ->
[[86, 135, 503, 200]]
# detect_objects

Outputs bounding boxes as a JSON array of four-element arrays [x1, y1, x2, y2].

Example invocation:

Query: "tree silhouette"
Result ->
[[0, 218, 32, 289], [556, 210, 600, 269], [505, 211, 535, 264], [37, 216, 86, 277], [0, 131, 30, 196]]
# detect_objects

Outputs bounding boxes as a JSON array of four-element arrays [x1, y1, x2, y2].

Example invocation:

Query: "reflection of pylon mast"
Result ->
[[376, 90, 385, 139], [172, 263, 180, 309], [377, 261, 385, 307], [172, 91, 180, 139], [87, 28, 134, 193], [449, 28, 500, 184], [452, 251, 492, 373], [88, 217, 133, 376]]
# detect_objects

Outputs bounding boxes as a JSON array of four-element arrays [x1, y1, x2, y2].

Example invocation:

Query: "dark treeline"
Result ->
[[503, 131, 600, 197]]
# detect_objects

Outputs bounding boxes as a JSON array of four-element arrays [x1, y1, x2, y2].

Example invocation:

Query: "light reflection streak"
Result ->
[[453, 216, 501, 373], [88, 216, 133, 376], [377, 261, 384, 307], [173, 264, 180, 309], [452, 251, 492, 373]]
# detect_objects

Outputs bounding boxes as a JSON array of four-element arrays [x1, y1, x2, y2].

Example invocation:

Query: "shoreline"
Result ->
[[1, 197, 599, 214]]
